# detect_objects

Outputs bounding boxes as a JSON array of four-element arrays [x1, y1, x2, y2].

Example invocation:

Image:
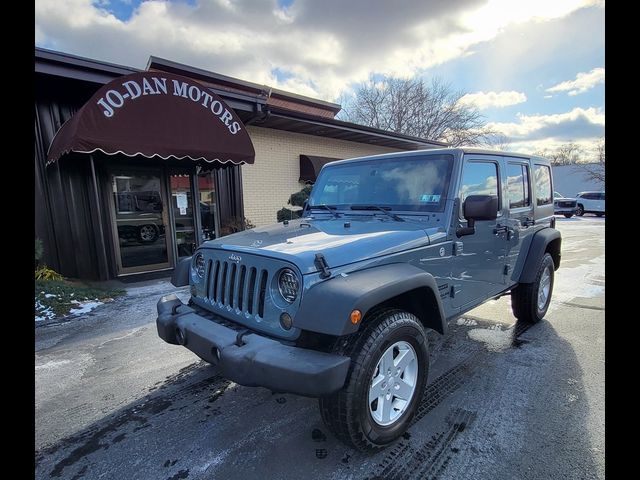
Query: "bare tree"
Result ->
[[576, 138, 605, 187], [484, 133, 512, 151], [534, 143, 583, 165], [340, 77, 497, 146]]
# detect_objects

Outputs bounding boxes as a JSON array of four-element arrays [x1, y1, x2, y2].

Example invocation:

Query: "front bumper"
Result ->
[[554, 206, 577, 215], [156, 295, 350, 397]]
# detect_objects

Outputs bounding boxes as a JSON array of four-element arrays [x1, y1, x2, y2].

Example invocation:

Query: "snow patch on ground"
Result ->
[[69, 301, 104, 315], [35, 300, 56, 322], [457, 317, 478, 326], [550, 254, 605, 311], [468, 325, 512, 352], [35, 359, 72, 370]]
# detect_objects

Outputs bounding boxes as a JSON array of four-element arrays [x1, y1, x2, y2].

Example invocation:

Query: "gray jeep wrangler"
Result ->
[[156, 148, 561, 451]]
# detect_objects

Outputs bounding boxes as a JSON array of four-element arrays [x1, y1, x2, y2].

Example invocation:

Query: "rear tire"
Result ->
[[511, 253, 555, 323], [575, 204, 584, 216], [596, 213, 604, 217], [319, 309, 429, 451]]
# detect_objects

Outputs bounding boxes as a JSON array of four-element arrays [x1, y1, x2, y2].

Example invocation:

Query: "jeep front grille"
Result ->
[[205, 259, 270, 318]]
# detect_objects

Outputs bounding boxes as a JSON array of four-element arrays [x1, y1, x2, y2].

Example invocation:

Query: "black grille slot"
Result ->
[[211, 260, 220, 302], [247, 267, 257, 314], [205, 259, 212, 297], [220, 262, 228, 305], [258, 269, 268, 318], [229, 263, 237, 308], [238, 266, 246, 312]]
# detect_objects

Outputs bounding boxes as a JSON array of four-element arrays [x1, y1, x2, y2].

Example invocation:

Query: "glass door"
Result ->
[[169, 173, 197, 258], [109, 170, 172, 275]]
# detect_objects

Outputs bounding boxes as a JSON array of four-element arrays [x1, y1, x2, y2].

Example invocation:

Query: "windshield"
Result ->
[[309, 154, 454, 212]]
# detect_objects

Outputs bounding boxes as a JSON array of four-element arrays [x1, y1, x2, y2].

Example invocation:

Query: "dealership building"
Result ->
[[35, 48, 443, 280]]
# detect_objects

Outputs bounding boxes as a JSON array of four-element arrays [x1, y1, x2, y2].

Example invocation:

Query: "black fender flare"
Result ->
[[171, 256, 192, 287], [518, 228, 561, 283], [294, 263, 447, 337]]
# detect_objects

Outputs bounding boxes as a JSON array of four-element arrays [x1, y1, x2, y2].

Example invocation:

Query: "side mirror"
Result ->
[[302, 200, 309, 216], [456, 195, 499, 237]]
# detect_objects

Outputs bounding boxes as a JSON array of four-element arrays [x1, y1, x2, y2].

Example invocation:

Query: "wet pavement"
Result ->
[[35, 216, 605, 480]]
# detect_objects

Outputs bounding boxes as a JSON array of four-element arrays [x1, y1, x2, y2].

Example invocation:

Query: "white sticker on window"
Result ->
[[420, 194, 440, 202]]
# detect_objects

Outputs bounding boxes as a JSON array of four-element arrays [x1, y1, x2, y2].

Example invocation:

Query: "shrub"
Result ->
[[35, 266, 64, 281]]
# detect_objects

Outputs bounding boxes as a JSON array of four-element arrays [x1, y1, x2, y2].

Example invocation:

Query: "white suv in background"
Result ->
[[575, 191, 605, 217]]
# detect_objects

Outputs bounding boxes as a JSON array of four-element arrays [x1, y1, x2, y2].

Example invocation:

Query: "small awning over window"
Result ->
[[299, 155, 342, 182], [47, 71, 255, 166]]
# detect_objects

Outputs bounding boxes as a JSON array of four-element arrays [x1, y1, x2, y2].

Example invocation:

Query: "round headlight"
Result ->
[[278, 268, 299, 303], [194, 253, 206, 278]]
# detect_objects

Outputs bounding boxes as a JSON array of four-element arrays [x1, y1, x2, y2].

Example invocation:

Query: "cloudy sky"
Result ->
[[35, 0, 605, 160]]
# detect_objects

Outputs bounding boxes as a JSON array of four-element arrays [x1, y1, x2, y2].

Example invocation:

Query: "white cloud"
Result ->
[[460, 90, 526, 109], [546, 67, 605, 96], [488, 107, 604, 140], [34, 0, 602, 101], [488, 107, 604, 161]]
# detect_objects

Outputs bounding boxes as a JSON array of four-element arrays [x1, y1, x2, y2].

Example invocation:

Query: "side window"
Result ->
[[533, 164, 552, 206], [459, 161, 500, 217], [506, 163, 531, 209]]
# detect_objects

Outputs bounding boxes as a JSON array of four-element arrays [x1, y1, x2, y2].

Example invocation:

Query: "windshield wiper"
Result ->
[[350, 204, 405, 222], [308, 204, 340, 219]]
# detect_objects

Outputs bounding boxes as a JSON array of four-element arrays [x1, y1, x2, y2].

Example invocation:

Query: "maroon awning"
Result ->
[[299, 154, 342, 182], [47, 71, 255, 166]]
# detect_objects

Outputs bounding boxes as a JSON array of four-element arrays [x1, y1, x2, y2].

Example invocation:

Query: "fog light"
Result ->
[[350, 309, 362, 325], [280, 312, 293, 330]]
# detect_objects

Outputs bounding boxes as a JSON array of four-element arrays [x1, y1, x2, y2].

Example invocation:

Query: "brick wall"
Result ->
[[242, 126, 401, 226]]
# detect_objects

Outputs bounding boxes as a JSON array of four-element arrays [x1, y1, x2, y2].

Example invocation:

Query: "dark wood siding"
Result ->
[[35, 75, 112, 279]]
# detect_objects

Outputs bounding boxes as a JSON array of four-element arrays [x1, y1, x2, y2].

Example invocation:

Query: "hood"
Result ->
[[201, 217, 434, 274]]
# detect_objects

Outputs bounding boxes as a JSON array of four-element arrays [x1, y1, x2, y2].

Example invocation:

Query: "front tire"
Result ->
[[511, 253, 555, 323], [575, 204, 584, 216], [319, 309, 429, 451], [563, 213, 573, 218]]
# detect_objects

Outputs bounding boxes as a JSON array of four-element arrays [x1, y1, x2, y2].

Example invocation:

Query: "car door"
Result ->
[[451, 156, 508, 311], [580, 193, 596, 212], [503, 159, 536, 285]]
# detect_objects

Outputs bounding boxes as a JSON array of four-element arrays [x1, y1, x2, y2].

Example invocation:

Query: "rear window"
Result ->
[[533, 164, 552, 206]]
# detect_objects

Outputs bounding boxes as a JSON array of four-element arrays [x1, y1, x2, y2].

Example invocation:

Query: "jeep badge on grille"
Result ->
[[229, 254, 242, 262]]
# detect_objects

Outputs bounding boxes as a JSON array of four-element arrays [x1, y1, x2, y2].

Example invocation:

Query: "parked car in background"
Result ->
[[553, 191, 577, 218], [115, 191, 165, 244], [575, 191, 605, 217]]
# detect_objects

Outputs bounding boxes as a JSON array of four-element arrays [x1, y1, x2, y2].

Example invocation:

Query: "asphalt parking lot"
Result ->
[[35, 216, 605, 480]]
